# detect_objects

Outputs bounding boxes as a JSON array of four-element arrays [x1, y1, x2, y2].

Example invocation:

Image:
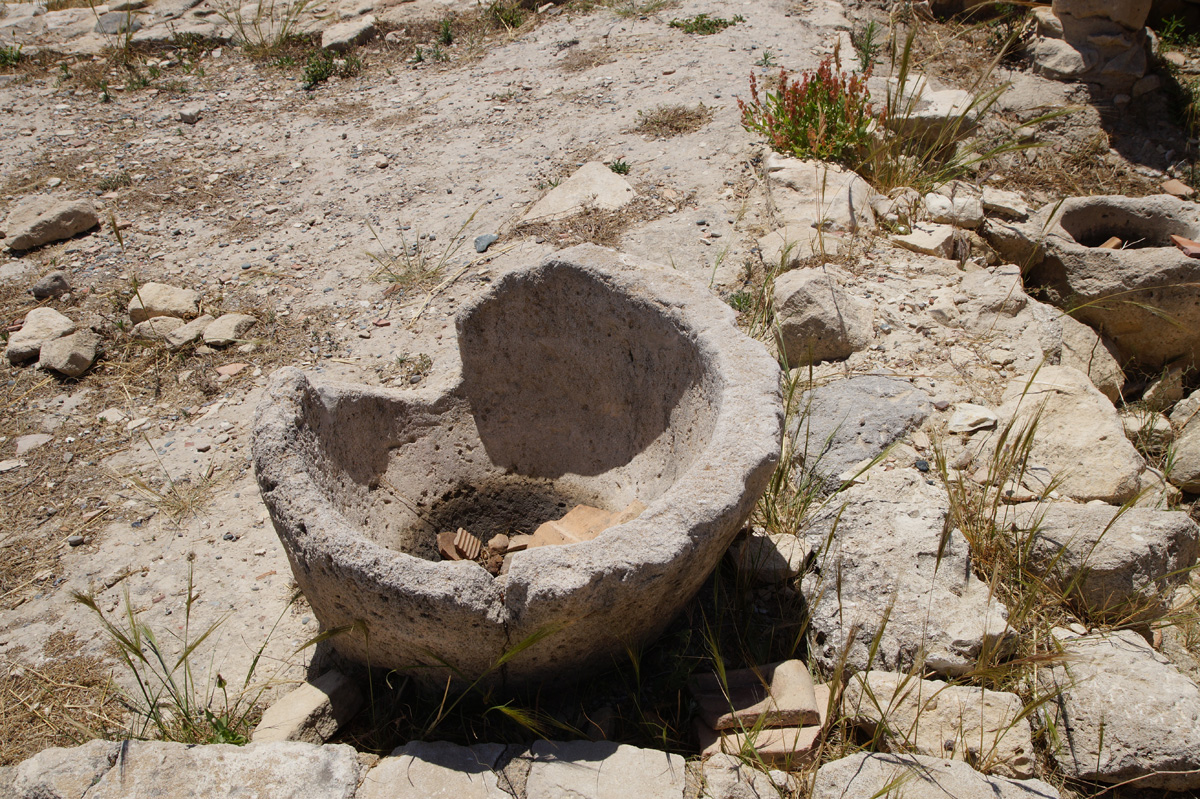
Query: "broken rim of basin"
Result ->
[[253, 244, 783, 687]]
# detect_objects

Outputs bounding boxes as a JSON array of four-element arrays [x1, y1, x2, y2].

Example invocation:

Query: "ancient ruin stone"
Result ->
[[812, 753, 1061, 799], [764, 153, 876, 233], [253, 245, 782, 685], [2, 197, 99, 251], [772, 267, 873, 366]]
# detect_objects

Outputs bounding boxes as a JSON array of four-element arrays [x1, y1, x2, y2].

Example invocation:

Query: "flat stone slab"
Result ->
[[812, 753, 1060, 799], [358, 741, 507, 799], [2, 196, 99, 250], [1039, 628, 1200, 790], [252, 669, 363, 744], [522, 162, 636, 222], [525, 741, 685, 799], [689, 659, 819, 730], [128, 281, 200, 323]]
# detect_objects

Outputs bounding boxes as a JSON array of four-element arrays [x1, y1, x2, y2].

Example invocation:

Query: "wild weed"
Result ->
[[213, 0, 313, 57], [669, 13, 743, 35], [366, 209, 478, 292], [0, 43, 22, 68], [608, 159, 630, 174]]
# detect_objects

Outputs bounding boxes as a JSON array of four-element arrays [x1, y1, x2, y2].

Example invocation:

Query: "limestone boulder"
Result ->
[[801, 469, 1014, 676], [30, 269, 70, 299], [522, 161, 635, 222], [131, 316, 185, 340], [10, 739, 120, 799], [252, 670, 363, 744], [128, 282, 200, 323], [5, 307, 75, 364], [1056, 313, 1124, 402], [764, 153, 875, 233], [893, 222, 956, 258], [1169, 416, 1200, 492], [812, 753, 1060, 799], [525, 741, 685, 799], [1040, 629, 1200, 790], [320, 13, 375, 51], [1052, 0, 1151, 30], [203, 312, 257, 346], [791, 375, 932, 491], [358, 741, 506, 799], [843, 671, 1035, 778], [2, 197, 99, 251], [165, 314, 215, 350], [37, 329, 100, 378], [772, 267, 873, 365]]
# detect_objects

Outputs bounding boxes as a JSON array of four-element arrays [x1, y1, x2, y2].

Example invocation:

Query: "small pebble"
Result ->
[[223, 532, 236, 541], [67, 534, 85, 547], [915, 459, 929, 473], [474, 233, 499, 253]]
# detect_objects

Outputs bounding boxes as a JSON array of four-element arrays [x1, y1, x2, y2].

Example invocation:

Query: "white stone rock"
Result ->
[[5, 307, 76, 363], [701, 753, 789, 799], [893, 222, 956, 258], [772, 267, 873, 365], [252, 670, 363, 744], [131, 316, 186, 339], [924, 189, 984, 229], [764, 153, 875, 233], [203, 312, 257, 346], [948, 402, 997, 433], [525, 741, 685, 799], [36, 329, 99, 378], [127, 282, 200, 323], [14, 433, 52, 456], [522, 161, 636, 222], [2, 197, 99, 251], [1169, 415, 1200, 492], [981, 187, 1030, 219], [812, 752, 1061, 799], [358, 741, 506, 799], [1057, 314, 1124, 403], [165, 314, 215, 350], [321, 13, 375, 52], [757, 223, 842, 268], [1052, 0, 1151, 30], [734, 531, 805, 583]]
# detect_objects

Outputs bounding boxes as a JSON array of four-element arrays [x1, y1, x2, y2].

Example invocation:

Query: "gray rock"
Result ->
[[764, 153, 876, 233], [37, 329, 100, 378], [757, 223, 843, 268], [94, 10, 143, 34], [924, 184, 984, 229], [178, 104, 204, 124], [981, 187, 1030, 219], [203, 312, 256, 346], [5, 307, 76, 363], [2, 197, 99, 251], [10, 739, 121, 799], [791, 375, 931, 491], [812, 753, 1060, 799], [1057, 313, 1124, 403], [700, 753, 787, 799], [522, 161, 636, 222], [1040, 629, 1200, 790], [165, 314, 215, 349], [131, 316, 186, 340], [15, 433, 52, 456], [475, 233, 499, 253], [844, 671, 1035, 778], [525, 741, 685, 799], [1169, 416, 1200, 492], [252, 670, 363, 744], [1170, 388, 1200, 428], [321, 13, 376, 51], [1052, 0, 1151, 30], [893, 222, 956, 258], [1004, 503, 1198, 621], [30, 269, 70, 299], [128, 281, 200, 323], [802, 469, 1013, 676], [253, 244, 782, 685], [359, 741, 506, 799], [948, 402, 998, 433], [773, 267, 872, 366]]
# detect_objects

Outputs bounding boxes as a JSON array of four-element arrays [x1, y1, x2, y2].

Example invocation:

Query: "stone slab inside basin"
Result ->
[[253, 244, 782, 686]]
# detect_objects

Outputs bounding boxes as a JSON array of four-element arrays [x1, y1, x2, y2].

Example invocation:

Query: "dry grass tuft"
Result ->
[[557, 47, 614, 72], [634, 103, 713, 138]]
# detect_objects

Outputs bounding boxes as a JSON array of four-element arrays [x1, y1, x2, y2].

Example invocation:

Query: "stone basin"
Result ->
[[253, 245, 782, 686], [992, 194, 1200, 370]]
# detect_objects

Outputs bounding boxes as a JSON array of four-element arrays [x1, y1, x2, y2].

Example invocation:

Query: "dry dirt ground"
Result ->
[[0, 0, 1194, 773]]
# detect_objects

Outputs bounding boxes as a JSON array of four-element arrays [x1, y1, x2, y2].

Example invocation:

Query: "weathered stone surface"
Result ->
[[522, 161, 635, 222], [1004, 502, 1198, 620], [792, 375, 932, 491], [1052, 0, 1151, 30], [358, 741, 507, 799], [812, 753, 1060, 799], [981, 187, 1030, 219], [525, 741, 685, 799], [128, 281, 200, 323], [1010, 195, 1200, 369], [37, 329, 99, 377], [893, 222, 956, 258], [1168, 415, 1200, 492], [1120, 408, 1173, 450], [1057, 313, 1124, 402], [131, 316, 186, 339], [12, 740, 362, 798], [253, 244, 781, 684], [252, 670, 363, 744], [844, 671, 1035, 778], [690, 659, 819, 731], [764, 153, 876, 233], [869, 74, 979, 142], [165, 314, 215, 349], [801, 469, 1013, 676], [700, 753, 790, 799], [30, 269, 70, 299], [1040, 629, 1200, 790], [988, 367, 1148, 503], [2, 197, 99, 250], [203, 312, 257, 346], [773, 267, 872, 365], [924, 184, 984, 229], [948, 403, 998, 433], [94, 10, 143, 33], [5, 307, 76, 363], [757, 224, 843, 268], [733, 531, 805, 583], [321, 13, 375, 51]]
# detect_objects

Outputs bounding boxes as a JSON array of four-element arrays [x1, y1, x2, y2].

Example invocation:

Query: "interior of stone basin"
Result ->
[[1058, 198, 1200, 249], [299, 262, 720, 568]]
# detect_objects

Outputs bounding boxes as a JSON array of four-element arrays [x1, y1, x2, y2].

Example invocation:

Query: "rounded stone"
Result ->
[[253, 244, 782, 686]]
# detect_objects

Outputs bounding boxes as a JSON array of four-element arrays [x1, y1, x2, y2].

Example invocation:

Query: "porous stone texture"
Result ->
[[128, 281, 201, 323], [757, 223, 843, 269], [985, 367, 1148, 503], [843, 671, 1035, 778], [772, 267, 873, 365], [764, 153, 876, 233], [527, 741, 684, 799], [5, 306, 75, 363], [165, 314, 215, 349], [791, 375, 932, 492], [321, 14, 375, 51], [1026, 2, 1152, 94], [358, 741, 507, 799], [1056, 313, 1125, 402], [522, 161, 636, 222], [1052, 0, 1150, 31], [1004, 502, 1199, 620], [924, 182, 984, 229], [801, 469, 1013, 676], [11, 740, 362, 799], [253, 244, 782, 685], [251, 669, 363, 744], [1040, 629, 1200, 790], [700, 754, 789, 799], [203, 312, 257, 346], [2, 196, 99, 250], [37, 329, 99, 378], [998, 195, 1200, 370], [131, 316, 186, 339], [893, 222, 956, 258], [811, 753, 1061, 799]]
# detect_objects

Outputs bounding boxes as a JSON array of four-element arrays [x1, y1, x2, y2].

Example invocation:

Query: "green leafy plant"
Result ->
[[1159, 15, 1200, 48], [669, 13, 743, 35], [0, 43, 22, 68], [608, 158, 630, 174], [438, 16, 454, 46], [850, 20, 880, 73], [302, 49, 362, 88], [486, 0, 527, 30], [754, 49, 775, 69], [738, 57, 879, 166], [97, 171, 133, 192]]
